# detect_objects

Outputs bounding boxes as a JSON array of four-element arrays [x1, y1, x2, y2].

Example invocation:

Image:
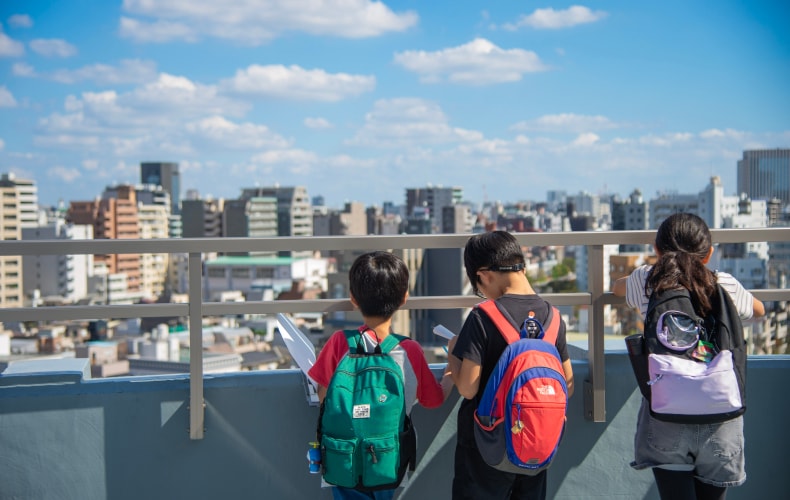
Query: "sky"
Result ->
[[0, 0, 788, 209]]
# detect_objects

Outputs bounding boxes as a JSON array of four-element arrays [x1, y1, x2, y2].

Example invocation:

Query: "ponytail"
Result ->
[[645, 213, 717, 316]]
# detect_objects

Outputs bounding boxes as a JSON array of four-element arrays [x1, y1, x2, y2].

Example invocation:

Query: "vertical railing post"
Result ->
[[584, 244, 606, 421], [188, 251, 205, 439]]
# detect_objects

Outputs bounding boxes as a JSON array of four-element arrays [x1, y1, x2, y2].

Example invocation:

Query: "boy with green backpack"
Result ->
[[308, 251, 455, 499]]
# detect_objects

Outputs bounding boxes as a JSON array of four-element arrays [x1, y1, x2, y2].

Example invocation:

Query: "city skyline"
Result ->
[[1, 1, 788, 208]]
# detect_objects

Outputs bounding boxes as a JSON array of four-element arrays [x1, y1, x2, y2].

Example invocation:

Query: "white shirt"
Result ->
[[624, 265, 755, 320]]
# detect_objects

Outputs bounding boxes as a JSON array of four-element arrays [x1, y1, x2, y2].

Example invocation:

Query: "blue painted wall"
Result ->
[[1, 354, 788, 499]]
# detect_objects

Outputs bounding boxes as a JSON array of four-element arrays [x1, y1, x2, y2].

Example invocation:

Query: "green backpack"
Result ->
[[317, 330, 417, 491]]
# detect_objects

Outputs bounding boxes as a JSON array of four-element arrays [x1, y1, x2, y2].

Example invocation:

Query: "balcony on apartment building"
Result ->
[[1, 229, 789, 500]]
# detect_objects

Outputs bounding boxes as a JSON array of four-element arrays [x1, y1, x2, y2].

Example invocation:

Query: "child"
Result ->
[[308, 251, 454, 500], [613, 213, 765, 500], [447, 230, 575, 500]]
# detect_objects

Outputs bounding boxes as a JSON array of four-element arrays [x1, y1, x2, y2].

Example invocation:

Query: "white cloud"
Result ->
[[82, 159, 99, 170], [8, 14, 33, 28], [512, 113, 620, 133], [638, 132, 693, 147], [699, 128, 746, 141], [185, 116, 291, 149], [119, 17, 198, 44], [393, 38, 548, 85], [34, 74, 251, 159], [348, 98, 478, 147], [503, 6, 608, 30], [0, 86, 17, 107], [0, 32, 25, 57], [48, 166, 82, 183], [304, 117, 333, 130], [52, 59, 158, 85], [221, 64, 375, 102], [120, 0, 417, 44], [129, 73, 249, 117], [12, 62, 35, 77], [572, 132, 600, 147], [0, 138, 4, 150], [30, 39, 77, 58]]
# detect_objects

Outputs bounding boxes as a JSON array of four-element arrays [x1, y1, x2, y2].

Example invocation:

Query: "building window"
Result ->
[[207, 268, 226, 278], [231, 268, 249, 278], [255, 268, 274, 279]]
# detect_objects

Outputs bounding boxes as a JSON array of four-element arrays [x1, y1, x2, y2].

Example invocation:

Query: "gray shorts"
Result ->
[[631, 399, 746, 488]]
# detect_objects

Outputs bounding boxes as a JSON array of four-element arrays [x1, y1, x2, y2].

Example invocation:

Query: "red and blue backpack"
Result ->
[[473, 300, 568, 475]]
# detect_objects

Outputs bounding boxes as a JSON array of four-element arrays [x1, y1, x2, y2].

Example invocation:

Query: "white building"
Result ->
[[22, 221, 93, 304], [136, 190, 171, 300], [204, 255, 329, 301]]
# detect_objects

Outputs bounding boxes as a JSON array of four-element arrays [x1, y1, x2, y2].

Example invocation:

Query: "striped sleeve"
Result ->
[[625, 265, 652, 317], [715, 271, 755, 319]]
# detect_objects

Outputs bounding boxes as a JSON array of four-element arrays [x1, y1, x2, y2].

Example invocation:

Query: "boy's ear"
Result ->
[[400, 291, 410, 307], [702, 246, 714, 264], [349, 293, 359, 308]]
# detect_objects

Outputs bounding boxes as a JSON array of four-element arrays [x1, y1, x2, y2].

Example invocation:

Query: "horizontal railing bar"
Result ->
[[0, 304, 189, 322], [0, 293, 595, 323], [0, 228, 787, 255]]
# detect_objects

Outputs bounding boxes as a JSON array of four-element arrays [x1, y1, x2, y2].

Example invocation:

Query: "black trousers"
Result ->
[[452, 442, 547, 500], [653, 468, 728, 500]]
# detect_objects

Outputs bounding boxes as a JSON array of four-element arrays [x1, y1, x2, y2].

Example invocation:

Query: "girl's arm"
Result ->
[[612, 277, 627, 297], [752, 297, 765, 318]]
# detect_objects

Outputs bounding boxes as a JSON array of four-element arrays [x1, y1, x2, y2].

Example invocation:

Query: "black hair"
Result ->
[[463, 230, 526, 296], [646, 212, 717, 315], [348, 251, 409, 319]]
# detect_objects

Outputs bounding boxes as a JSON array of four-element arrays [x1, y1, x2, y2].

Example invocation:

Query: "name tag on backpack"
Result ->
[[352, 404, 371, 418]]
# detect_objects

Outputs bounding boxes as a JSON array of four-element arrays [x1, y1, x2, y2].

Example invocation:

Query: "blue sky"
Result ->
[[1, 1, 788, 209]]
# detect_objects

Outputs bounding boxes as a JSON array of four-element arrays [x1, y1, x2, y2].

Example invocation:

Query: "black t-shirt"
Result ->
[[451, 293, 570, 446]]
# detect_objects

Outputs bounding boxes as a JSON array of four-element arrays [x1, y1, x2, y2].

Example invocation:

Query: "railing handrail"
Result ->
[[2, 227, 788, 439], [0, 227, 787, 255]]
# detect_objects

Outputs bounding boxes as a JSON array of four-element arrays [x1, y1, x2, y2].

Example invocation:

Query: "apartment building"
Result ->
[[68, 185, 141, 292], [0, 173, 38, 308]]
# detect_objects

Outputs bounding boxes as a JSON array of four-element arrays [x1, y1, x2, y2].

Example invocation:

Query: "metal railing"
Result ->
[[1, 228, 788, 439]]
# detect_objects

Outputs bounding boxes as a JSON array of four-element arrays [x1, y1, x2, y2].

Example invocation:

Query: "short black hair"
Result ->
[[348, 251, 409, 319], [463, 231, 526, 296]]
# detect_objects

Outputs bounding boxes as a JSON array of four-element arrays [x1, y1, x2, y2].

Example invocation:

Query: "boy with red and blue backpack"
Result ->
[[447, 230, 575, 500]]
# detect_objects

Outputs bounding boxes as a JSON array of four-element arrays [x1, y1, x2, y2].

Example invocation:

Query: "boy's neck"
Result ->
[[492, 273, 536, 299], [362, 317, 393, 339]]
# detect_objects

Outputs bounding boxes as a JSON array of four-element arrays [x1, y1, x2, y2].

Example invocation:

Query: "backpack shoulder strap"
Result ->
[[541, 304, 561, 345], [477, 300, 520, 344], [478, 300, 562, 346], [342, 329, 361, 352], [380, 333, 405, 354], [344, 329, 405, 354]]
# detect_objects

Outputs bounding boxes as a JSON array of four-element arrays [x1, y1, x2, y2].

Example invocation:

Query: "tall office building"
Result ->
[[0, 173, 38, 308], [405, 186, 462, 234], [141, 163, 181, 214], [611, 189, 650, 253], [182, 197, 225, 238], [140, 162, 182, 242], [240, 186, 312, 257], [737, 149, 790, 206]]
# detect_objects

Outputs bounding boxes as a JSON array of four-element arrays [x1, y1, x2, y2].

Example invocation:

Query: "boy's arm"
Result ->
[[440, 369, 455, 400], [317, 384, 327, 404], [446, 326, 482, 399], [562, 359, 574, 398]]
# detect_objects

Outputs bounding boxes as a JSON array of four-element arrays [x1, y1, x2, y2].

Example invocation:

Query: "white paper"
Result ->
[[433, 324, 456, 340]]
